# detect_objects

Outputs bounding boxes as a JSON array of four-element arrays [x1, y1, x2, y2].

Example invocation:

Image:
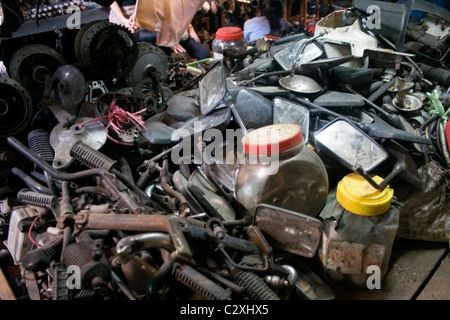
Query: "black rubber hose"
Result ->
[[7, 137, 153, 205], [11, 167, 52, 195], [419, 63, 450, 87]]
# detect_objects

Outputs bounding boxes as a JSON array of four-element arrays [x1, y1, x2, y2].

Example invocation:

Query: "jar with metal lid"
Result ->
[[234, 123, 329, 218], [318, 173, 400, 288], [212, 26, 248, 60]]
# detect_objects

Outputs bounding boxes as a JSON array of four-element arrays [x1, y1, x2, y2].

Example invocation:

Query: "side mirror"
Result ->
[[198, 60, 247, 134], [253, 204, 323, 258], [274, 37, 324, 72], [273, 97, 310, 143], [314, 118, 398, 190], [199, 61, 229, 115]]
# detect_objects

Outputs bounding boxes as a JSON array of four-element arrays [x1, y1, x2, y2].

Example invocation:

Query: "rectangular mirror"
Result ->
[[273, 97, 310, 143], [314, 118, 389, 172], [199, 60, 228, 115], [253, 204, 323, 258], [274, 38, 324, 71]]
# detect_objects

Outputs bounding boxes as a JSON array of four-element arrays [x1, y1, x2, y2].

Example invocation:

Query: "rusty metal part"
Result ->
[[0, 77, 34, 138], [116, 232, 174, 262], [132, 78, 173, 117], [125, 42, 169, 86], [8, 43, 66, 100], [49, 118, 107, 170], [74, 20, 138, 79], [81, 212, 171, 232]]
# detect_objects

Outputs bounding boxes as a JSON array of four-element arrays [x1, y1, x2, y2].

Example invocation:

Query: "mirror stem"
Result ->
[[290, 31, 327, 77], [225, 99, 247, 135], [354, 161, 406, 191]]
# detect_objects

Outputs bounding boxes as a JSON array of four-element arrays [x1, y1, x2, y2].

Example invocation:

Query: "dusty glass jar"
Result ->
[[318, 173, 400, 288], [212, 27, 247, 60], [234, 123, 329, 218]]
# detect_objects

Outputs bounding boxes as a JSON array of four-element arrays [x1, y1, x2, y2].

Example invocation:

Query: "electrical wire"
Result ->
[[28, 216, 41, 247]]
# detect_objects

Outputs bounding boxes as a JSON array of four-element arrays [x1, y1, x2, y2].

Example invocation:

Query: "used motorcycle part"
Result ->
[[9, 43, 66, 100], [140, 118, 175, 145], [0, 77, 34, 137], [233, 270, 280, 300], [314, 10, 378, 66], [17, 188, 57, 208], [74, 20, 138, 79], [234, 89, 273, 130], [165, 94, 200, 122], [173, 264, 232, 300], [3, 205, 42, 265], [21, 235, 63, 272], [392, 91, 423, 114], [49, 117, 107, 170], [187, 170, 236, 221], [28, 129, 55, 163], [274, 253, 335, 300], [70, 139, 117, 172], [171, 107, 232, 143], [254, 204, 323, 258], [85, 80, 108, 103], [132, 78, 172, 117], [273, 37, 324, 72], [315, 118, 422, 190], [313, 90, 365, 107], [198, 60, 247, 134], [272, 97, 310, 143], [63, 238, 111, 289], [51, 64, 86, 116], [116, 232, 174, 262], [125, 42, 169, 87], [278, 74, 322, 95], [353, 0, 449, 67], [314, 117, 388, 174], [419, 63, 450, 87]]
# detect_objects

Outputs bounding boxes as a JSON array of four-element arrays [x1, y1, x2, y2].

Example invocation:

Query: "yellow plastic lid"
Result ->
[[336, 173, 394, 216]]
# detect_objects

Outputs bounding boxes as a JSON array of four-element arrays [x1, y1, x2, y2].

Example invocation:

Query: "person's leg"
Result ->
[[180, 38, 211, 60], [136, 29, 158, 45], [137, 29, 173, 56]]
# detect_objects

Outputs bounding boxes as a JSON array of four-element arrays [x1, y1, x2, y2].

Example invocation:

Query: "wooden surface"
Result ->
[[0, 265, 16, 300], [417, 252, 450, 300], [327, 238, 450, 300]]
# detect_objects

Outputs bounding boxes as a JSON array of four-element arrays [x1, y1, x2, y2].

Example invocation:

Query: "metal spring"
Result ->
[[17, 188, 57, 207], [63, 242, 92, 272], [27, 129, 54, 163], [70, 140, 117, 171], [172, 215, 207, 228], [135, 171, 152, 190], [234, 271, 280, 300]]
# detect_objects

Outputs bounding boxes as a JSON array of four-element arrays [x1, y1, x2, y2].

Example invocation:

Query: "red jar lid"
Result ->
[[215, 27, 244, 40], [242, 123, 303, 155]]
